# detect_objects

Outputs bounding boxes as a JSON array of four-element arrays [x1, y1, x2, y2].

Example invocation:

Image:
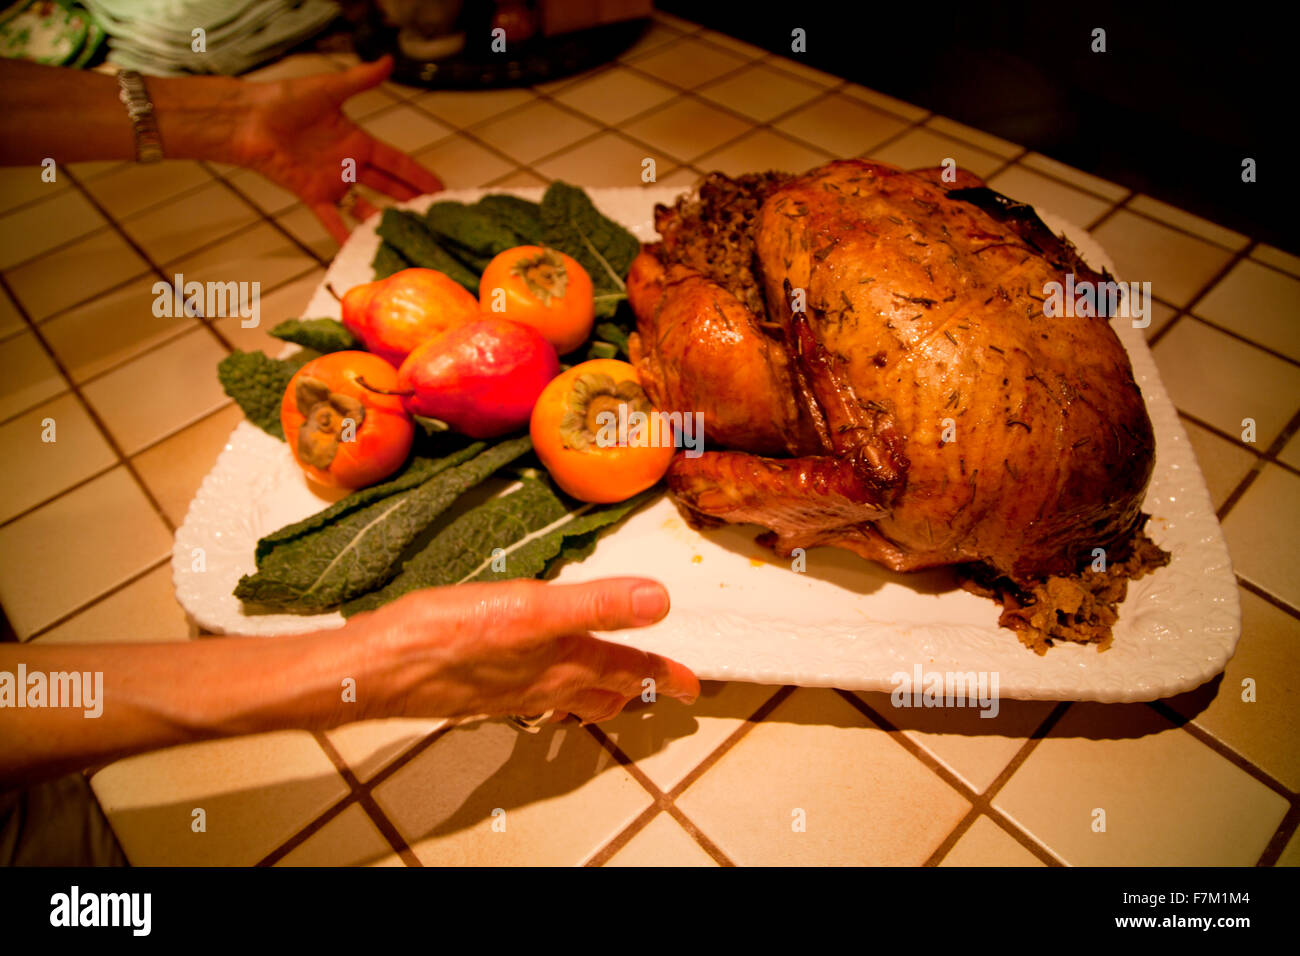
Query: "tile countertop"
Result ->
[[1, 11, 1298, 867]]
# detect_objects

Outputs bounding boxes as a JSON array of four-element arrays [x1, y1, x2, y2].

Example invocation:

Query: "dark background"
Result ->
[[660, 1, 1291, 252]]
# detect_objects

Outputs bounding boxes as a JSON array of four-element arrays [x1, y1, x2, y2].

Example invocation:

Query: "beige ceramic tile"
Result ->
[[676, 688, 971, 865], [597, 680, 782, 792], [81, 328, 231, 455], [4, 227, 150, 321], [359, 105, 455, 155], [40, 276, 200, 384], [213, 267, 326, 356], [120, 180, 261, 263], [411, 135, 518, 189], [222, 169, 299, 217], [1143, 300, 1177, 341], [0, 165, 69, 214], [1020, 152, 1129, 201], [629, 36, 749, 90], [553, 67, 677, 125], [275, 205, 339, 262], [603, 812, 717, 867], [90, 731, 350, 866], [617, 23, 685, 64], [533, 131, 675, 189], [65, 160, 128, 181], [0, 286, 22, 339], [1222, 465, 1300, 607], [1093, 210, 1239, 307], [0, 467, 171, 637], [1279, 828, 1300, 867], [0, 331, 67, 421], [986, 165, 1112, 228], [0, 393, 116, 524], [1127, 194, 1249, 251], [1152, 318, 1300, 446], [938, 815, 1048, 867], [696, 63, 823, 122], [472, 101, 600, 166], [855, 691, 1055, 793], [654, 166, 702, 190], [324, 717, 448, 783], [342, 84, 401, 122], [81, 160, 212, 219], [651, 10, 702, 34], [868, 127, 1004, 178], [132, 403, 242, 526], [33, 563, 191, 645], [1279, 431, 1300, 470], [925, 115, 1021, 158], [1194, 258, 1300, 361], [763, 54, 842, 88], [1164, 587, 1300, 789], [694, 28, 766, 61], [169, 222, 318, 300], [1251, 244, 1300, 278], [0, 188, 107, 271], [1179, 417, 1258, 509], [774, 92, 910, 159], [621, 98, 752, 164], [840, 82, 929, 122], [413, 87, 536, 129], [993, 702, 1288, 865], [275, 804, 405, 867], [485, 167, 550, 189], [532, 65, 607, 96], [373, 717, 653, 865]]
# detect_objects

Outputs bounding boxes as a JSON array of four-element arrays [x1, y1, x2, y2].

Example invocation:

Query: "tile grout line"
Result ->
[[1215, 405, 1300, 524], [1237, 575, 1300, 623], [1147, 700, 1298, 806], [842, 691, 1069, 866], [1256, 802, 1299, 867], [1146, 240, 1256, 351], [0, 271, 178, 543], [19, 554, 172, 643], [1178, 312, 1300, 370]]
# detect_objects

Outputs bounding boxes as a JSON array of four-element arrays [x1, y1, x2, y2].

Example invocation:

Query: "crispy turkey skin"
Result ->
[[628, 160, 1162, 638]]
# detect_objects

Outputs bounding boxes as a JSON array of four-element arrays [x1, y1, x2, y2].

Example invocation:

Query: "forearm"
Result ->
[[0, 628, 378, 787], [0, 59, 251, 167]]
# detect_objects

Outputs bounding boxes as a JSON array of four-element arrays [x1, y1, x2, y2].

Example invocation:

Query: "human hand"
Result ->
[[231, 55, 443, 243], [342, 577, 699, 726]]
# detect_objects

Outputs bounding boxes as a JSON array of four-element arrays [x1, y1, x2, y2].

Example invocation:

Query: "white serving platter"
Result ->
[[173, 185, 1240, 703]]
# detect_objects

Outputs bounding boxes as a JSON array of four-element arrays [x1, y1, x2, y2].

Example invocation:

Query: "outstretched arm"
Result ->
[[0, 577, 698, 788], [0, 56, 444, 242]]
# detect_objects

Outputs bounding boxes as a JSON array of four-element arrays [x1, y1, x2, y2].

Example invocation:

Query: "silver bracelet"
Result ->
[[116, 69, 163, 164]]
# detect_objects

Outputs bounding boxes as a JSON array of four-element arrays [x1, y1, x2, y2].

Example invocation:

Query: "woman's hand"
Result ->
[[344, 577, 700, 726], [231, 56, 443, 242]]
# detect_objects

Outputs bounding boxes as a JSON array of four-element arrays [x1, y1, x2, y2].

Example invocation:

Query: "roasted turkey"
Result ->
[[627, 159, 1165, 647]]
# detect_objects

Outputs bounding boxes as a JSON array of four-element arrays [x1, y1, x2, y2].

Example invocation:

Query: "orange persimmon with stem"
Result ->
[[530, 359, 675, 503], [479, 245, 594, 355], [281, 351, 414, 489]]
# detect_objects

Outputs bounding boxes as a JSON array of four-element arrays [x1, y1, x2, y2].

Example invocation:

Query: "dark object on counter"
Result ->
[[353, 5, 646, 89]]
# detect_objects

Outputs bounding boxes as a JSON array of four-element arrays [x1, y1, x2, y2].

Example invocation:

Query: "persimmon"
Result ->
[[479, 245, 595, 355], [530, 359, 675, 503], [281, 351, 414, 490]]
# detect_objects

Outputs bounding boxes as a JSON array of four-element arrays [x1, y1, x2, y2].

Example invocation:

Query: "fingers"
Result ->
[[310, 201, 351, 244], [329, 55, 394, 104], [582, 633, 700, 704], [513, 577, 671, 641], [358, 165, 420, 202], [367, 138, 444, 196], [350, 194, 380, 224]]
